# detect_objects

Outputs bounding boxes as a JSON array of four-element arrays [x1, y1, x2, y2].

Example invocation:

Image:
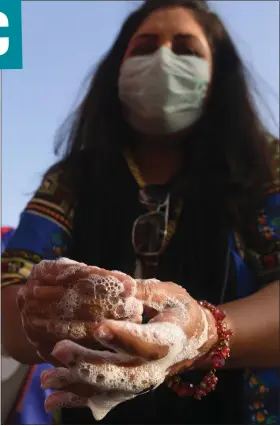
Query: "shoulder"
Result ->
[[1, 158, 89, 288]]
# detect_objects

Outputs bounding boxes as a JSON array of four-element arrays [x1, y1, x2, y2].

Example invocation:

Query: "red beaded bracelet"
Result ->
[[167, 300, 233, 400]]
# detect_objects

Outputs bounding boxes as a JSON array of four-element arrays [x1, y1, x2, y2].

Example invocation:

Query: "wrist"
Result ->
[[199, 307, 219, 356], [168, 301, 233, 400], [194, 302, 233, 370], [189, 307, 218, 369]]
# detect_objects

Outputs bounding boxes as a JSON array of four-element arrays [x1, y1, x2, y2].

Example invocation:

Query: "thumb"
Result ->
[[93, 305, 186, 362], [93, 319, 172, 361]]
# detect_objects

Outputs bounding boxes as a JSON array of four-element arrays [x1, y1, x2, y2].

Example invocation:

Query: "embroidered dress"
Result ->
[[2, 140, 279, 425]]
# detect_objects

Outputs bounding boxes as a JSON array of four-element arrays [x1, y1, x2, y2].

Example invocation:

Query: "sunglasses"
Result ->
[[132, 185, 170, 259]]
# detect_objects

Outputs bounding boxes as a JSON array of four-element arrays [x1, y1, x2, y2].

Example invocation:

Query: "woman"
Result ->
[[2, 0, 279, 424]]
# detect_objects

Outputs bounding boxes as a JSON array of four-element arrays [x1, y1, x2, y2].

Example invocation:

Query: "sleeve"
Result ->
[[1, 167, 75, 289], [243, 138, 280, 287]]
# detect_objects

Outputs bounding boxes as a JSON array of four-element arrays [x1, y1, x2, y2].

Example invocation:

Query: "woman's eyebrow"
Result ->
[[132, 33, 159, 42], [174, 33, 207, 51], [174, 33, 202, 44]]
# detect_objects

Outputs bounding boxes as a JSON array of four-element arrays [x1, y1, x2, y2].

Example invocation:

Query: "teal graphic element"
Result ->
[[0, 0, 22, 69]]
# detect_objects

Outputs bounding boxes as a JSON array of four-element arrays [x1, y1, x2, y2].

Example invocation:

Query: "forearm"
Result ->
[[2, 285, 42, 365], [219, 281, 280, 368]]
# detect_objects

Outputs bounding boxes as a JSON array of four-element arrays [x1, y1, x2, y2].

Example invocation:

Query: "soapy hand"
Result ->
[[17, 258, 143, 364], [41, 279, 218, 419]]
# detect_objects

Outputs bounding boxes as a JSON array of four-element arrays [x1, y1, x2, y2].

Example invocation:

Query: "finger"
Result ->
[[28, 268, 137, 309], [26, 318, 99, 341], [28, 317, 139, 343], [110, 270, 136, 297], [74, 269, 136, 300], [51, 340, 139, 367], [32, 286, 65, 299], [41, 367, 76, 388], [74, 279, 133, 300], [44, 391, 88, 412], [24, 299, 60, 317], [94, 320, 170, 361], [18, 282, 64, 308], [24, 292, 142, 323], [30, 258, 94, 286], [42, 368, 136, 402], [50, 383, 98, 398], [49, 344, 156, 396], [31, 259, 136, 293], [41, 367, 100, 397], [23, 295, 66, 318], [21, 311, 59, 347], [21, 311, 56, 340]]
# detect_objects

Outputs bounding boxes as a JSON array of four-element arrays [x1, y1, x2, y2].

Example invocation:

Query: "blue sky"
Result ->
[[2, 1, 279, 227]]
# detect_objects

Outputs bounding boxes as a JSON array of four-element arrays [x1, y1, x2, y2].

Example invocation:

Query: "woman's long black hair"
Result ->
[[49, 0, 278, 300]]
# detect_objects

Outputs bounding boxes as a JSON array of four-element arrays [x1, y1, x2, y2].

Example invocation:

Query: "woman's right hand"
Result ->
[[17, 258, 143, 364]]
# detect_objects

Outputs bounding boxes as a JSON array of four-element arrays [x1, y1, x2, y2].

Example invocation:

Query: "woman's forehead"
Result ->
[[133, 7, 206, 39]]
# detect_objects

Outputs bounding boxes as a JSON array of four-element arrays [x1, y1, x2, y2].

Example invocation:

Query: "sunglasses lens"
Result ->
[[133, 212, 166, 254]]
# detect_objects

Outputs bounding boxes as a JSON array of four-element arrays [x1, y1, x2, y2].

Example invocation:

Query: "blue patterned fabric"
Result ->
[[231, 191, 280, 425]]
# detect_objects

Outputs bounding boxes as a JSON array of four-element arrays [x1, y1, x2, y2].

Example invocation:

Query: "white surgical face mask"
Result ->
[[118, 46, 210, 135]]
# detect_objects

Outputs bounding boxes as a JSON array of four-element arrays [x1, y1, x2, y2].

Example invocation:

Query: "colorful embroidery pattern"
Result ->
[[44, 232, 69, 259], [257, 212, 279, 241], [245, 370, 278, 425], [246, 208, 280, 282], [1, 250, 42, 287], [26, 198, 72, 236], [25, 170, 75, 237], [1, 168, 74, 289]]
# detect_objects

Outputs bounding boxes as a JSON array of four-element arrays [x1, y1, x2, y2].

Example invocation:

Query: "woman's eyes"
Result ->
[[129, 44, 158, 56], [173, 37, 203, 57], [129, 43, 202, 58], [173, 44, 201, 57]]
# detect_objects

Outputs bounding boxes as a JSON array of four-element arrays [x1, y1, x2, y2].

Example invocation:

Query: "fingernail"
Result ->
[[51, 347, 76, 366], [121, 279, 135, 297], [31, 318, 45, 327], [41, 371, 52, 389], [45, 393, 86, 412], [42, 376, 67, 390], [30, 280, 41, 292], [95, 325, 114, 341], [32, 286, 42, 296], [40, 370, 48, 383], [41, 377, 52, 390]]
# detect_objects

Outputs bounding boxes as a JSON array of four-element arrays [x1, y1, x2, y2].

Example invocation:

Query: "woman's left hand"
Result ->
[[41, 279, 218, 416]]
